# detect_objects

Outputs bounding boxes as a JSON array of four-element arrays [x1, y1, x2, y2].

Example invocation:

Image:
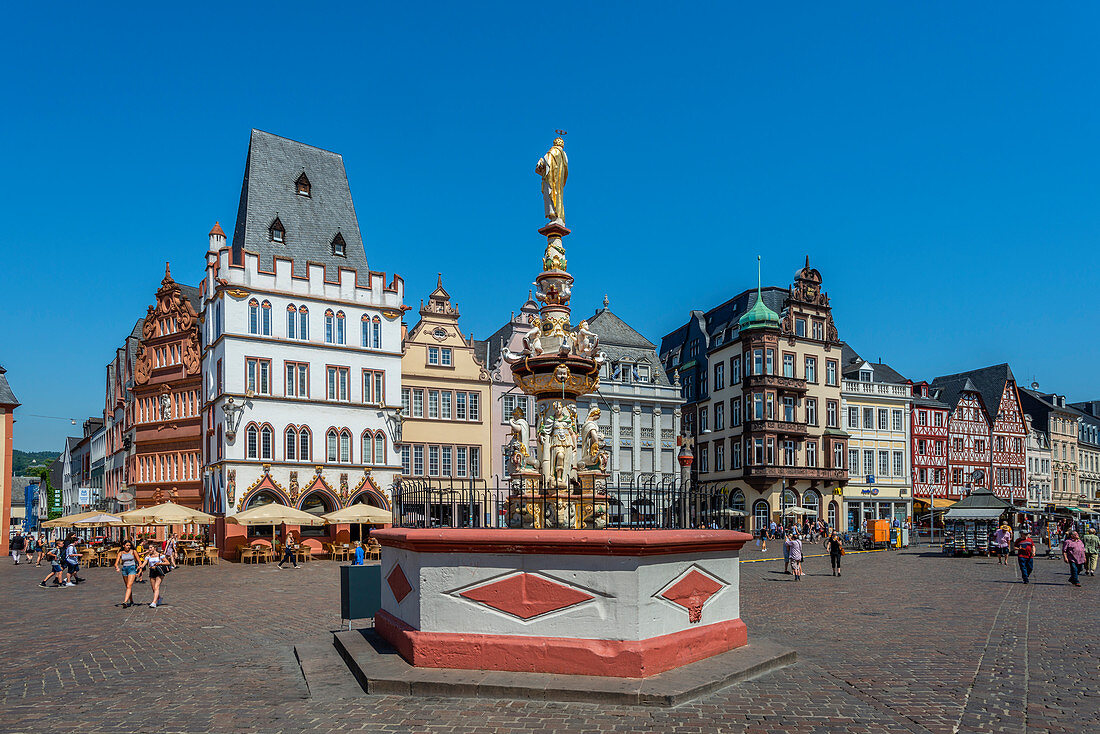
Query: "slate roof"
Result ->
[[178, 283, 202, 312], [701, 287, 788, 347], [472, 339, 489, 367], [230, 129, 368, 280], [0, 366, 19, 407], [945, 485, 1013, 513], [931, 364, 1016, 417], [586, 308, 655, 349], [1018, 388, 1074, 433]]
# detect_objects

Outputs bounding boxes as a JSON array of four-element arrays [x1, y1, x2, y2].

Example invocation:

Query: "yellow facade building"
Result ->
[[399, 277, 493, 493]]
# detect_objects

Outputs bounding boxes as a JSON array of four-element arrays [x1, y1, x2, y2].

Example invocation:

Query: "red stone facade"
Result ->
[[129, 266, 203, 509]]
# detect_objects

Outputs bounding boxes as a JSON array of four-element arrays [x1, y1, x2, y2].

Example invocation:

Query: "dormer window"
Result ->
[[295, 172, 311, 197], [859, 369, 872, 382], [269, 217, 285, 243], [331, 233, 346, 257]]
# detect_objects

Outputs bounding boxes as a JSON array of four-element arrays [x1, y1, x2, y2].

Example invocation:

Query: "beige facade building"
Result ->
[[839, 353, 912, 530], [1020, 389, 1079, 507], [399, 277, 492, 489]]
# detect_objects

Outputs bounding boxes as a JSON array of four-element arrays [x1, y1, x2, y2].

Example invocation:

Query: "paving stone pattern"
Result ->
[[0, 547, 1095, 733]]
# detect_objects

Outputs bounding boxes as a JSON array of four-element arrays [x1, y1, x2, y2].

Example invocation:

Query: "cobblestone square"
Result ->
[[1, 547, 1095, 733]]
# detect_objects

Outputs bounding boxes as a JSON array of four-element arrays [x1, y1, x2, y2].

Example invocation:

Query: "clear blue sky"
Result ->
[[3, 2, 1099, 451]]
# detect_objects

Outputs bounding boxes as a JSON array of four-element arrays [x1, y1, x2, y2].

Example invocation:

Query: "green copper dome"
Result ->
[[739, 256, 781, 332], [737, 290, 781, 332]]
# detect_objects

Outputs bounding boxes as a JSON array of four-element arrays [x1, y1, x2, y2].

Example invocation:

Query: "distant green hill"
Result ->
[[12, 450, 60, 476]]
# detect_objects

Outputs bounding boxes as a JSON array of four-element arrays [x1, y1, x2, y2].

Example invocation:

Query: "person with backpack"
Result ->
[[1062, 531, 1086, 587], [1016, 530, 1036, 584], [38, 540, 65, 588], [62, 536, 83, 586]]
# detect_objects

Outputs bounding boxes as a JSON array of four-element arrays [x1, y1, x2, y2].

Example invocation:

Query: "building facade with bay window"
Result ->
[[201, 130, 403, 553], [660, 258, 849, 532]]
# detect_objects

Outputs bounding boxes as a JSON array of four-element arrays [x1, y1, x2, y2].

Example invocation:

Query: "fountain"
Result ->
[[499, 135, 611, 529]]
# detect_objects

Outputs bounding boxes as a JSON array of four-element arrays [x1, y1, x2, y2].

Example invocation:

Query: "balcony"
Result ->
[[743, 374, 807, 392], [742, 465, 848, 482], [744, 419, 809, 437]]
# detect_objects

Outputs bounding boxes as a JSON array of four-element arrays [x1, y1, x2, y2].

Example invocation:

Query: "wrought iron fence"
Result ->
[[390, 477, 741, 530]]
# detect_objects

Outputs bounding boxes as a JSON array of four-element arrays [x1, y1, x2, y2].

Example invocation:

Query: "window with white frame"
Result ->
[[849, 449, 859, 474], [863, 450, 874, 475], [892, 410, 903, 432], [456, 446, 467, 477], [285, 362, 308, 398], [246, 358, 270, 395], [878, 409, 888, 431], [428, 445, 440, 476], [468, 392, 480, 421], [428, 390, 439, 419], [412, 389, 424, 418], [363, 370, 384, 404], [878, 451, 889, 477], [259, 425, 273, 460], [413, 445, 424, 475], [441, 347, 452, 366], [456, 392, 467, 420], [401, 388, 410, 416], [327, 430, 338, 462], [428, 347, 440, 365], [246, 425, 258, 459], [299, 428, 311, 461], [848, 406, 859, 429], [863, 408, 874, 429], [400, 445, 411, 474], [327, 367, 349, 401], [806, 440, 817, 467], [441, 391, 452, 419], [441, 446, 452, 475]]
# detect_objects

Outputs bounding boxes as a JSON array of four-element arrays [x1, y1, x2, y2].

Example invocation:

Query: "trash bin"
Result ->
[[340, 564, 381, 624]]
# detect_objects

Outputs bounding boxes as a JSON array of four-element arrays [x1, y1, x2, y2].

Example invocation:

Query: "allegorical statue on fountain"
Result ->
[[502, 135, 611, 529]]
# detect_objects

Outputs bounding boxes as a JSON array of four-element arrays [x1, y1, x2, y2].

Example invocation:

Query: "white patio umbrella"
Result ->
[[226, 503, 326, 550]]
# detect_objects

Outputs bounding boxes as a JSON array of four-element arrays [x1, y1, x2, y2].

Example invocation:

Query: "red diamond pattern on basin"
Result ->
[[387, 564, 413, 603], [660, 569, 723, 623], [459, 573, 594, 620]]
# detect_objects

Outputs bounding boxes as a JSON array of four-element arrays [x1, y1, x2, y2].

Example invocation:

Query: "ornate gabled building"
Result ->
[[931, 364, 1027, 503], [129, 265, 204, 510], [1019, 389, 1080, 508], [931, 377, 993, 498], [484, 293, 542, 481], [202, 130, 402, 553], [659, 258, 849, 533], [399, 276, 492, 491]]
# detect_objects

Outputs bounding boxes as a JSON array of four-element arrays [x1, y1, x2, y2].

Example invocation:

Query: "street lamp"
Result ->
[[222, 397, 245, 442]]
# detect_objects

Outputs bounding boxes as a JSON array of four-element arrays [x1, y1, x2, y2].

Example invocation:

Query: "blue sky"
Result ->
[[3, 2, 1099, 450]]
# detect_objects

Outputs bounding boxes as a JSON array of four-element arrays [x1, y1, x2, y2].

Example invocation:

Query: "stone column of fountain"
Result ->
[[498, 136, 611, 529]]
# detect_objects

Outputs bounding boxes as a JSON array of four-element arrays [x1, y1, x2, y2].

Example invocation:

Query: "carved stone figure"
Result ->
[[522, 319, 543, 356], [183, 334, 201, 375], [339, 473, 350, 503], [289, 471, 300, 502], [227, 469, 236, 505], [134, 347, 152, 385], [507, 407, 535, 472], [159, 393, 172, 420], [535, 137, 568, 223], [543, 499, 576, 528], [508, 503, 536, 529], [574, 320, 598, 357], [577, 407, 604, 470], [537, 401, 578, 489], [500, 345, 525, 365]]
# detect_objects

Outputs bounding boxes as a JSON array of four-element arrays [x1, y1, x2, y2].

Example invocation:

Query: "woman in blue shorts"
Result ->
[[114, 540, 141, 608]]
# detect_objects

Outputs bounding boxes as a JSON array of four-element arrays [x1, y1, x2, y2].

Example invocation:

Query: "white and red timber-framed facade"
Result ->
[[200, 130, 403, 555], [931, 364, 1027, 503], [909, 381, 950, 506], [102, 319, 143, 513], [659, 259, 849, 533], [129, 265, 203, 510]]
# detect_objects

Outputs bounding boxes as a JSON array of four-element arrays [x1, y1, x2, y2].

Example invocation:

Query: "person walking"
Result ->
[[1062, 531, 1086, 587], [1016, 530, 1036, 584], [1082, 528, 1099, 577], [39, 540, 65, 588], [786, 533, 804, 580], [62, 537, 82, 586], [782, 529, 792, 574], [759, 525, 768, 553], [353, 541, 365, 566], [825, 531, 844, 576], [34, 534, 47, 566], [144, 546, 170, 607], [164, 533, 179, 569], [277, 533, 300, 569], [10, 532, 25, 565], [114, 540, 141, 607], [993, 523, 1012, 566]]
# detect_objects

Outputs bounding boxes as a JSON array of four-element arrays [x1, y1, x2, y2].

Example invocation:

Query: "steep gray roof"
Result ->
[[472, 339, 490, 367], [660, 286, 788, 358], [178, 283, 202, 312], [0, 366, 19, 407], [586, 308, 655, 349], [932, 364, 1015, 418], [230, 129, 367, 280]]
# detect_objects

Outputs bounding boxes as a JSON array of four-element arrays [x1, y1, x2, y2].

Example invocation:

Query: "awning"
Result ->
[[913, 498, 955, 509], [944, 508, 1007, 520]]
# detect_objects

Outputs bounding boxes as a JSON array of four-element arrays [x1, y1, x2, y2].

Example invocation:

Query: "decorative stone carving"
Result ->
[[134, 346, 152, 385], [226, 469, 236, 506], [537, 401, 578, 490], [289, 471, 300, 502], [339, 473, 350, 503], [183, 334, 201, 375], [159, 393, 172, 420]]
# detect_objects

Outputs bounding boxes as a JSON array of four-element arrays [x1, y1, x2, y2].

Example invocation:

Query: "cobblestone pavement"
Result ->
[[1, 545, 1096, 733]]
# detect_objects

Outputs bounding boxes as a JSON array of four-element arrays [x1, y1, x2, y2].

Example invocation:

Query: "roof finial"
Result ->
[[436, 272, 443, 289], [603, 293, 609, 308], [804, 254, 810, 269], [756, 255, 762, 298], [165, 262, 171, 278]]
